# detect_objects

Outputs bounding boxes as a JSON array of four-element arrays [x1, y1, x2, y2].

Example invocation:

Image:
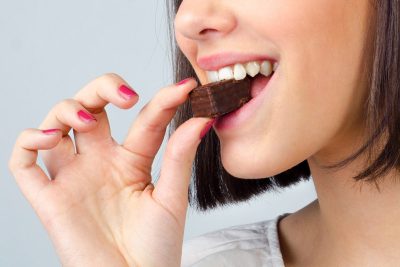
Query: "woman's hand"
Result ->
[[8, 74, 213, 267]]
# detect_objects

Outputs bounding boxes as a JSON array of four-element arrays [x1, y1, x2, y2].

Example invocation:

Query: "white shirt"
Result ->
[[181, 213, 289, 267]]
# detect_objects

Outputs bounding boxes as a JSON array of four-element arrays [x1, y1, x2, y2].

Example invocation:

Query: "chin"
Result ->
[[220, 150, 277, 179], [219, 138, 306, 179]]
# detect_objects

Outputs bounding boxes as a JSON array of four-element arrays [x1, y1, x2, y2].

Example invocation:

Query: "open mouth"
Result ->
[[205, 59, 277, 99], [249, 73, 272, 98], [205, 59, 277, 84], [211, 60, 278, 130]]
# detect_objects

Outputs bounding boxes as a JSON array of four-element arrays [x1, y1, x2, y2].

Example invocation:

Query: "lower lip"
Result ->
[[214, 73, 275, 131]]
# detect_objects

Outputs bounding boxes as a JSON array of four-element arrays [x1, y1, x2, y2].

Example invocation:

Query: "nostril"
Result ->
[[199, 28, 218, 35]]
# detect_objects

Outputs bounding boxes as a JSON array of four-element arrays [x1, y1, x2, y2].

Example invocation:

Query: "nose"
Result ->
[[174, 0, 236, 41]]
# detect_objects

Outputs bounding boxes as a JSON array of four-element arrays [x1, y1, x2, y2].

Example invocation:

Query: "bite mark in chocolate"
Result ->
[[189, 77, 252, 118]]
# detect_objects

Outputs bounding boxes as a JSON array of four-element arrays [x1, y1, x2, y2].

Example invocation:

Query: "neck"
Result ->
[[306, 132, 400, 266]]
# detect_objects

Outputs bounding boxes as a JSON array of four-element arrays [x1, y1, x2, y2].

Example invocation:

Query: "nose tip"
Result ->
[[175, 2, 236, 41]]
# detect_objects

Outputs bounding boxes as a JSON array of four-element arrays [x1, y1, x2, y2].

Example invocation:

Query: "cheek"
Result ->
[[219, 1, 370, 178], [175, 32, 194, 56], [175, 32, 208, 83], [263, 0, 368, 143]]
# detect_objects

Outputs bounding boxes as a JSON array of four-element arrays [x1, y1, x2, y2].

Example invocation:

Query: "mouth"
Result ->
[[207, 63, 278, 131], [196, 53, 279, 131], [213, 72, 275, 131], [204, 59, 278, 85], [204, 59, 277, 101]]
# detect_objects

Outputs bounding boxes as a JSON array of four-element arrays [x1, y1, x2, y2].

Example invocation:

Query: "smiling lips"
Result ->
[[196, 52, 279, 83], [205, 60, 278, 83], [191, 53, 278, 129]]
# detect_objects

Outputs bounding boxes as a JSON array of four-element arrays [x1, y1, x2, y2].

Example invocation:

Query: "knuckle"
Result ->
[[52, 99, 84, 120], [9, 160, 29, 176], [54, 98, 79, 112], [137, 106, 165, 133], [137, 103, 149, 116], [17, 128, 31, 145], [8, 131, 27, 172], [142, 121, 165, 134], [99, 72, 123, 84], [153, 89, 171, 110], [165, 142, 188, 164], [7, 154, 23, 173], [18, 128, 29, 138]]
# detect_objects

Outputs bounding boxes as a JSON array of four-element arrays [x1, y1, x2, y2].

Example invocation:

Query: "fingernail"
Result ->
[[119, 84, 138, 100], [176, 78, 193, 86], [200, 119, 215, 139], [42, 129, 61, 135], [78, 110, 97, 123]]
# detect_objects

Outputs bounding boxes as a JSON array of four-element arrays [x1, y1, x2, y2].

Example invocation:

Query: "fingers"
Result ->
[[74, 73, 138, 113], [152, 117, 215, 223], [123, 78, 197, 166], [39, 73, 137, 140], [39, 73, 138, 174], [39, 99, 99, 136], [38, 99, 101, 170], [72, 73, 138, 152], [8, 128, 62, 204]]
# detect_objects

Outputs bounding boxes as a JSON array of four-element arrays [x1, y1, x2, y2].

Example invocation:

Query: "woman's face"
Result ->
[[174, 0, 373, 178]]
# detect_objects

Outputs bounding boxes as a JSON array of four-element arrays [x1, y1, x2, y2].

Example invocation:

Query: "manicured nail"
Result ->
[[200, 119, 215, 139], [176, 78, 193, 86], [42, 129, 61, 135], [119, 84, 138, 100], [78, 110, 97, 123]]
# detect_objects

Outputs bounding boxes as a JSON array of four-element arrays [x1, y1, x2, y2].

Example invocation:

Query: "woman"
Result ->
[[8, 0, 400, 266]]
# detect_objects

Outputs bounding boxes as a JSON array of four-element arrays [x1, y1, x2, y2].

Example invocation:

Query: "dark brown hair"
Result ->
[[166, 1, 400, 210]]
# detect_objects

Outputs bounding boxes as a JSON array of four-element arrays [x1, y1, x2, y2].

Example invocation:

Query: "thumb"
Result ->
[[152, 117, 215, 219]]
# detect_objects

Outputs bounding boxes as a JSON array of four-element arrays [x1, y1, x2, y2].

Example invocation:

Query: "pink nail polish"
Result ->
[[78, 110, 96, 123], [176, 78, 192, 86], [200, 119, 215, 139], [42, 129, 60, 135], [119, 85, 138, 100]]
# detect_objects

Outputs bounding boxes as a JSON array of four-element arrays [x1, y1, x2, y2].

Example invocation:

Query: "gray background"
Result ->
[[0, 1, 316, 266]]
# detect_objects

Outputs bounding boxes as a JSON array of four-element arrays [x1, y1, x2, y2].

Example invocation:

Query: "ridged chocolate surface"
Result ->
[[189, 77, 251, 118]]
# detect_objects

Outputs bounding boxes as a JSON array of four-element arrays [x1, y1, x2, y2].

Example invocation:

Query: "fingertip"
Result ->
[[176, 77, 195, 86], [118, 84, 140, 105], [77, 109, 97, 124], [185, 116, 215, 127], [199, 118, 216, 140], [118, 94, 140, 110], [10, 128, 63, 172], [38, 128, 63, 149], [175, 77, 198, 91], [42, 128, 62, 135]]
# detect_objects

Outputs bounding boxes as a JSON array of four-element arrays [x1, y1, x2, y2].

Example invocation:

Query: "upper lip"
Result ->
[[197, 52, 277, 71]]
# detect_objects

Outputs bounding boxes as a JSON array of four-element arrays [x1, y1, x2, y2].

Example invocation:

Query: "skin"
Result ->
[[9, 74, 213, 266], [9, 1, 400, 267], [175, 0, 400, 266]]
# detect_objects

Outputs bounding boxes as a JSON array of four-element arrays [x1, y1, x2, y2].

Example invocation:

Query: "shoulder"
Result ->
[[181, 213, 290, 267]]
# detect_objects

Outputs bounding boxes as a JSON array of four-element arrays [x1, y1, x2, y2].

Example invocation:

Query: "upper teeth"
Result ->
[[206, 60, 276, 83]]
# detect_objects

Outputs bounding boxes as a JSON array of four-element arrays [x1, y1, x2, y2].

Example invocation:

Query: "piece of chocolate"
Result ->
[[189, 77, 251, 118]]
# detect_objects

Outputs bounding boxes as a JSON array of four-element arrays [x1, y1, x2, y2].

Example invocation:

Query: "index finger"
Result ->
[[122, 78, 197, 164]]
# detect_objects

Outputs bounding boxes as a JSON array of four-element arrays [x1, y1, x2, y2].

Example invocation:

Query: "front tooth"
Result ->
[[233, 63, 247, 80], [218, 66, 234, 80], [245, 61, 260, 77], [260, 61, 272, 76], [207, 71, 219, 83]]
